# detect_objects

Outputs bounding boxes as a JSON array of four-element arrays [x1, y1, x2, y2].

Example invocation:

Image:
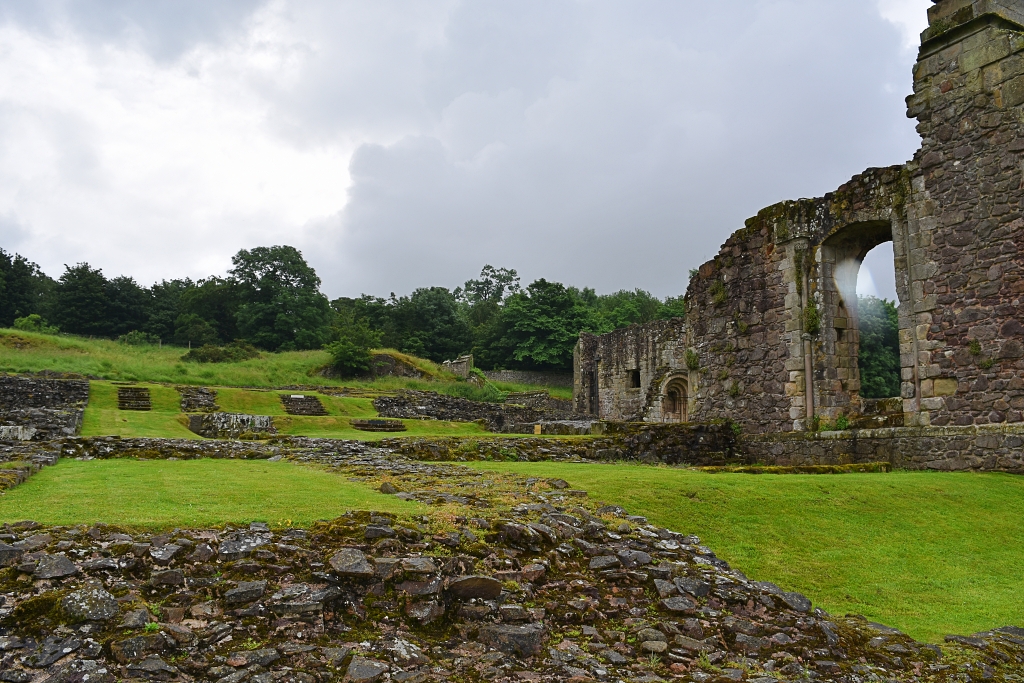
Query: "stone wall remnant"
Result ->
[[187, 413, 276, 439], [576, 0, 1024, 437], [0, 375, 89, 440], [177, 386, 219, 413], [441, 354, 474, 378]]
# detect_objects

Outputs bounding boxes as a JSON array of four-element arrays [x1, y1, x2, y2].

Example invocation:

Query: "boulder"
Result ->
[[60, 587, 119, 622], [34, 554, 78, 579], [477, 624, 545, 657], [343, 656, 389, 683], [448, 575, 502, 600], [224, 580, 267, 605], [329, 548, 375, 578]]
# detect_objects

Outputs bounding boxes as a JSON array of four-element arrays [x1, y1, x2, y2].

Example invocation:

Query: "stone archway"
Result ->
[[662, 375, 688, 423], [815, 219, 907, 418]]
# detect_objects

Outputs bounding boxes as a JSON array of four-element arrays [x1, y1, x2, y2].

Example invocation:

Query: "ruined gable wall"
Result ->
[[905, 3, 1024, 426], [574, 319, 686, 422]]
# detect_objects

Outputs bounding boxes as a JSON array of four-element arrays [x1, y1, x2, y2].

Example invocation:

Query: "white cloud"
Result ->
[[0, 0, 929, 297], [877, 0, 931, 50]]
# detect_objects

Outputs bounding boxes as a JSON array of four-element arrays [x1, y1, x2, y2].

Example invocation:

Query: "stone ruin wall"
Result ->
[[575, 0, 1024, 445], [574, 318, 688, 423], [0, 375, 90, 440]]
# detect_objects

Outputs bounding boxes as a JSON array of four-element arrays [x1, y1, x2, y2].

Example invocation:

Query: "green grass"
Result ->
[[81, 381, 198, 439], [0, 329, 565, 399], [79, 380, 489, 440], [0, 459, 421, 529], [466, 461, 1024, 642]]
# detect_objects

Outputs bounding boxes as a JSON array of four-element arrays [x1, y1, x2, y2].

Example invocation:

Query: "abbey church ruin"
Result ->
[[574, 0, 1024, 471]]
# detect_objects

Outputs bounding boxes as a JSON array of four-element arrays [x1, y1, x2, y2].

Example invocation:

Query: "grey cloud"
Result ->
[[313, 1, 921, 298], [0, 0, 264, 61], [0, 0, 923, 300]]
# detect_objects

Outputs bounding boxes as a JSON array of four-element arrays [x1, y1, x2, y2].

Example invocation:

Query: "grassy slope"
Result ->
[[81, 381, 198, 439], [468, 462, 1024, 643], [0, 459, 421, 529], [0, 329, 571, 398]]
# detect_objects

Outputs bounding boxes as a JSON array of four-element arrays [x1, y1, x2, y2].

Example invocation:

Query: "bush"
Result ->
[[181, 341, 261, 363], [13, 314, 58, 335], [117, 330, 159, 346], [325, 321, 382, 377]]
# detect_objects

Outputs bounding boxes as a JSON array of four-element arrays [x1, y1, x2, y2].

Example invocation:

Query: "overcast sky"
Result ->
[[0, 0, 930, 301]]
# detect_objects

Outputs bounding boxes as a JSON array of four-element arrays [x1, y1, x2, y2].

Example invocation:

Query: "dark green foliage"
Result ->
[[117, 330, 159, 346], [144, 279, 193, 341], [498, 279, 604, 370], [858, 296, 900, 398], [0, 249, 53, 326], [174, 313, 220, 347], [326, 320, 382, 377], [181, 341, 260, 363], [177, 277, 240, 343], [229, 246, 331, 351], [51, 263, 110, 336], [105, 276, 149, 337]]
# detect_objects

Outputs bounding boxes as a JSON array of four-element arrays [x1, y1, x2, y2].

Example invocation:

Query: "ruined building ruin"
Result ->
[[575, 0, 1024, 462]]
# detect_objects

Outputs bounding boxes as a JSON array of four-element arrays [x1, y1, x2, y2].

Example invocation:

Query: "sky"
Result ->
[[0, 0, 930, 301]]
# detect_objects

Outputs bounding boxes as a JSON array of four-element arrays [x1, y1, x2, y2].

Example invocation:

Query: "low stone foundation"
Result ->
[[186, 413, 277, 439], [741, 424, 1024, 474], [0, 375, 89, 440]]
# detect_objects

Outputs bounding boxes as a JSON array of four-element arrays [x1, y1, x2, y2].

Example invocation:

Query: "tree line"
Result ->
[[0, 247, 685, 372]]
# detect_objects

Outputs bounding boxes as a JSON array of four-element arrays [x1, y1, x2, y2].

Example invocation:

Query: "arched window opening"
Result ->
[[856, 242, 900, 398]]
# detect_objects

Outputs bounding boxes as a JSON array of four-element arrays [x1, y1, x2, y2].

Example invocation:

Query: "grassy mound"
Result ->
[[467, 461, 1024, 642], [0, 459, 421, 528]]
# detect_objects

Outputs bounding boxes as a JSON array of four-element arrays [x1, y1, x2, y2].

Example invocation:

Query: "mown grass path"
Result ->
[[467, 461, 1024, 642], [0, 459, 421, 529]]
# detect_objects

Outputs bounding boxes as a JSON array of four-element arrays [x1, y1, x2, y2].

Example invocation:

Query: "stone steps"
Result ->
[[117, 387, 151, 411], [350, 418, 407, 432], [280, 394, 327, 416]]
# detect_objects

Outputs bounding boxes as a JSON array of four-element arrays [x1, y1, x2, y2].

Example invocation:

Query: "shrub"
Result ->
[[325, 321, 382, 377], [969, 339, 982, 356], [12, 314, 58, 335], [684, 348, 700, 371], [181, 341, 261, 363], [803, 299, 820, 336], [117, 330, 159, 346], [709, 280, 726, 306]]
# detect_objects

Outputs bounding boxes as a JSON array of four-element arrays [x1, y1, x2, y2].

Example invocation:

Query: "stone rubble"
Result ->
[[0, 443, 1018, 683]]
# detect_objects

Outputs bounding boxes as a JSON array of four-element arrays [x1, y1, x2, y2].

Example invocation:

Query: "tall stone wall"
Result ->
[[904, 0, 1024, 427], [574, 0, 1024, 437]]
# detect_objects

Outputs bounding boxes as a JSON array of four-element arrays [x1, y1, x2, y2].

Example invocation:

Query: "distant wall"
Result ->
[[484, 370, 573, 388]]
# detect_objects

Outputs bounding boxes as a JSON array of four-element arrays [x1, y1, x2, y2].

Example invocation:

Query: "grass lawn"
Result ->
[[81, 381, 198, 439], [467, 461, 1024, 643], [0, 459, 421, 529]]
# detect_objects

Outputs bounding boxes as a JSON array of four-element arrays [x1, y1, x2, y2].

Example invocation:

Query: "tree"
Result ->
[[229, 245, 331, 351], [0, 250, 53, 326], [326, 319, 382, 376], [385, 287, 473, 362], [145, 279, 193, 342], [174, 313, 221, 347], [179, 277, 240, 344], [106, 276, 150, 337], [51, 263, 110, 336], [858, 296, 900, 398], [499, 279, 604, 370]]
